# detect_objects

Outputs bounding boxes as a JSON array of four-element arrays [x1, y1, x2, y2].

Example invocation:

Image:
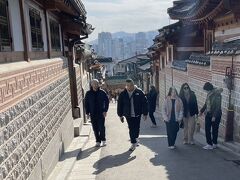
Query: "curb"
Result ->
[[195, 129, 240, 157], [47, 123, 92, 180]]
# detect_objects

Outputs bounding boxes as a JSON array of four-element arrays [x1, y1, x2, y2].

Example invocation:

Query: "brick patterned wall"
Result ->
[[0, 74, 72, 180], [0, 60, 68, 113], [0, 58, 77, 180]]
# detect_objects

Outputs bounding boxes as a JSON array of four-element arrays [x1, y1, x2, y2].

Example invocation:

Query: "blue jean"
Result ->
[[166, 121, 179, 146], [149, 111, 156, 125]]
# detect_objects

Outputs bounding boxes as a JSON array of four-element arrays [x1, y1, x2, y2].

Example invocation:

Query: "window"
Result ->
[[29, 8, 43, 50], [50, 19, 61, 51], [0, 0, 12, 51]]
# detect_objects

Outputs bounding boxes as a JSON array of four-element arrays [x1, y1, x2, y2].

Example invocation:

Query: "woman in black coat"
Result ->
[[147, 85, 158, 127], [179, 83, 199, 145]]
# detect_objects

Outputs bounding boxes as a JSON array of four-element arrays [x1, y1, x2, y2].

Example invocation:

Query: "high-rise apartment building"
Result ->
[[98, 32, 112, 57]]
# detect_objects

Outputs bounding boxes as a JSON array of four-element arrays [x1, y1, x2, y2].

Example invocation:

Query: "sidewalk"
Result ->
[[47, 123, 92, 180], [49, 104, 240, 180]]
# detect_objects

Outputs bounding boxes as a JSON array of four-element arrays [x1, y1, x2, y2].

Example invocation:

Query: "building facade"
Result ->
[[98, 32, 112, 58], [148, 0, 240, 143]]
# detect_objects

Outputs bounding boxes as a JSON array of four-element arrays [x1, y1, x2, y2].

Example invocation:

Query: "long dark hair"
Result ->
[[167, 87, 179, 97], [179, 83, 192, 98]]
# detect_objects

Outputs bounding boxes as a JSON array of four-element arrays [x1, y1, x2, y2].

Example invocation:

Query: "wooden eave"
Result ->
[[45, 0, 78, 16], [168, 0, 225, 24], [183, 1, 225, 24]]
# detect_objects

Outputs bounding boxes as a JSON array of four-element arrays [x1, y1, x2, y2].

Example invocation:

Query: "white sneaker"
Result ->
[[203, 144, 213, 150], [213, 144, 217, 149], [129, 144, 136, 151], [136, 138, 140, 146], [189, 141, 195, 145], [95, 142, 101, 147], [151, 124, 157, 128], [168, 146, 175, 149], [102, 141, 107, 147]]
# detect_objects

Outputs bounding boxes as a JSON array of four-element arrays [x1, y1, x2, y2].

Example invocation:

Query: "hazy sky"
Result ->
[[82, 0, 176, 41]]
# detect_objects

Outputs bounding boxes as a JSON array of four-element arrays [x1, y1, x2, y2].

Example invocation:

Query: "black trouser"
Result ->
[[91, 115, 106, 143], [166, 121, 179, 146], [126, 117, 141, 144], [149, 111, 156, 125], [205, 113, 221, 145]]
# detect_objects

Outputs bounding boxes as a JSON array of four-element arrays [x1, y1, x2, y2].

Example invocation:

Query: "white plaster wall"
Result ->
[[8, 0, 24, 51]]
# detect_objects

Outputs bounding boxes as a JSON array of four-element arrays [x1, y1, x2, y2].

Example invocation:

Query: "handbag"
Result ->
[[195, 116, 200, 133]]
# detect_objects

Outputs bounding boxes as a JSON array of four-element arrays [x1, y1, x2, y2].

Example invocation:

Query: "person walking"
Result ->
[[179, 83, 199, 145], [200, 82, 223, 150], [117, 79, 148, 151], [147, 85, 158, 128], [162, 87, 183, 149], [85, 79, 109, 147]]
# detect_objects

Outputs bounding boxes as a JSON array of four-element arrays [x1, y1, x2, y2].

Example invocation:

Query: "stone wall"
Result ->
[[0, 58, 75, 180], [157, 55, 240, 142]]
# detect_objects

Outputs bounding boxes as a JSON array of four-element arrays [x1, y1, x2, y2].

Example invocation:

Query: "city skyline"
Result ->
[[83, 0, 175, 42], [94, 31, 157, 60]]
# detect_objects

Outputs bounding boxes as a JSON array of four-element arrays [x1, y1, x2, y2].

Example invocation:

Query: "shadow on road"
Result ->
[[137, 117, 240, 180], [77, 146, 101, 160], [93, 150, 136, 174]]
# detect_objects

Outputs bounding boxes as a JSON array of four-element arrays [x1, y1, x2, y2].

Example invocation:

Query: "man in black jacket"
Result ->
[[85, 79, 109, 147], [117, 79, 148, 151]]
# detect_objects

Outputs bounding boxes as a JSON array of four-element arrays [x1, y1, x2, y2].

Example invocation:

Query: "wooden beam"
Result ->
[[44, 10, 51, 59], [19, 0, 30, 62]]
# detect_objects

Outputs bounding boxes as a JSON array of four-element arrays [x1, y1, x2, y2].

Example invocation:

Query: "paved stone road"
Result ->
[[68, 103, 240, 180]]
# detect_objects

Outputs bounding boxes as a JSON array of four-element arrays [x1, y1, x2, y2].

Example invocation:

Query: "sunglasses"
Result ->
[[184, 87, 189, 90]]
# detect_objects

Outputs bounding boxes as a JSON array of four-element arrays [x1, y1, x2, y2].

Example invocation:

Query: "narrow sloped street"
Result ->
[[68, 103, 240, 180]]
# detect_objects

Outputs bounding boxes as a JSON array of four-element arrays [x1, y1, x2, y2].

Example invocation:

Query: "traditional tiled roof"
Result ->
[[119, 54, 148, 64], [208, 38, 240, 56], [168, 0, 225, 24], [138, 62, 151, 72], [171, 60, 187, 71], [67, 0, 87, 16], [148, 42, 163, 51], [186, 53, 210, 66], [95, 57, 113, 63], [146, 51, 157, 59]]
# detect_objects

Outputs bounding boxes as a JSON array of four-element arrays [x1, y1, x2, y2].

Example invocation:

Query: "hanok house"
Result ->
[[0, 0, 94, 180], [148, 0, 240, 143]]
